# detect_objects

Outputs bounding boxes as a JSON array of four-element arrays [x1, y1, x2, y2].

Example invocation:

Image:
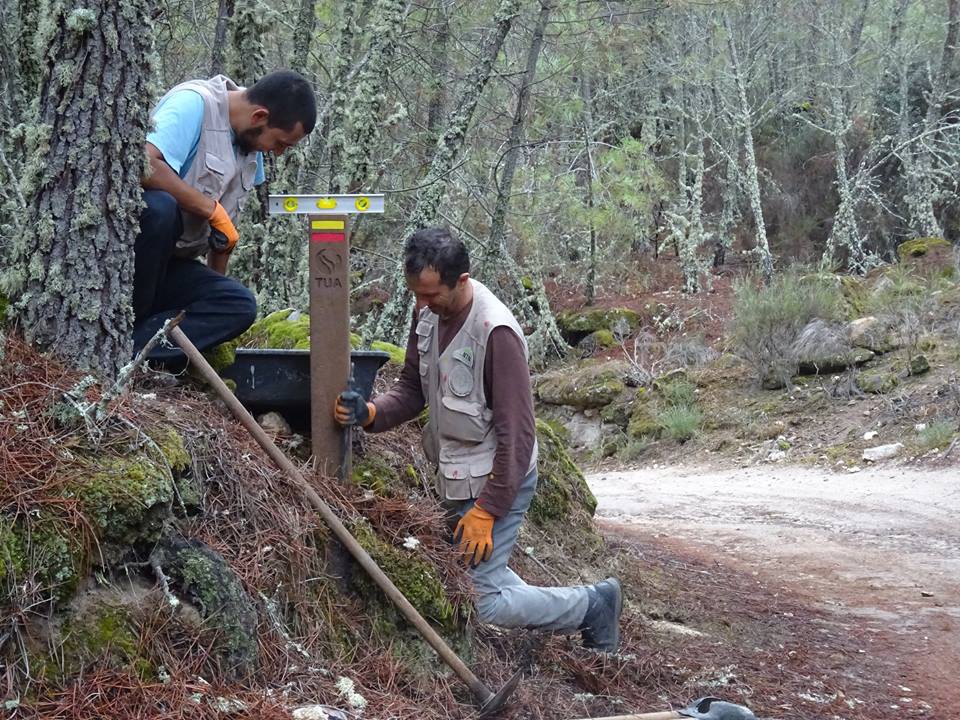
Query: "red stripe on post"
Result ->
[[311, 232, 346, 243]]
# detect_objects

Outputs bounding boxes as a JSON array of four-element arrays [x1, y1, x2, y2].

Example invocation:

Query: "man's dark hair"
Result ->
[[404, 227, 470, 288], [247, 70, 317, 134]]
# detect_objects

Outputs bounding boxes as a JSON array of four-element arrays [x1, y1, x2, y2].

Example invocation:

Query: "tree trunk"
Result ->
[[339, 0, 409, 193], [372, 0, 522, 342], [229, 0, 269, 87], [425, 2, 451, 152], [480, 1, 566, 364], [724, 12, 773, 284], [906, 0, 960, 237], [714, 151, 739, 268], [3, 0, 153, 376], [292, 0, 317, 70], [210, 0, 234, 75]]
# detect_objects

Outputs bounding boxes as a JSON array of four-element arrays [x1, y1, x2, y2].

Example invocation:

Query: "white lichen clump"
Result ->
[[335, 676, 367, 710]]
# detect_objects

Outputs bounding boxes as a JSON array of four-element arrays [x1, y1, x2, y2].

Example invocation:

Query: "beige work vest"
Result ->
[[417, 279, 538, 501], [152, 75, 259, 259]]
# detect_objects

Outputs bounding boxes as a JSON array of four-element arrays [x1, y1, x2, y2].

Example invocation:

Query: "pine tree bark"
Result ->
[[4, 0, 154, 376], [372, 0, 521, 342]]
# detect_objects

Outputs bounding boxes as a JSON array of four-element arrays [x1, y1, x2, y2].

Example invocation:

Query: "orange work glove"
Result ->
[[334, 390, 376, 427], [453, 504, 496, 567], [208, 201, 239, 252]]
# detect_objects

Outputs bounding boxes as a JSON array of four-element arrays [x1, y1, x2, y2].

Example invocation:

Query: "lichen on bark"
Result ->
[[3, 0, 155, 376]]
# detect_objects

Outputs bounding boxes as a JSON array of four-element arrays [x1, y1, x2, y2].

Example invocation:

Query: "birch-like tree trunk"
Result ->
[[714, 150, 739, 268], [3, 0, 154, 376], [338, 0, 408, 192], [229, 0, 270, 86], [724, 12, 773, 284], [372, 0, 521, 342], [903, 0, 959, 238], [480, 1, 566, 364]]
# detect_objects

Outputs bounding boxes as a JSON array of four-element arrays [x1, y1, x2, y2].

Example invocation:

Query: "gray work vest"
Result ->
[[152, 75, 259, 259], [417, 279, 538, 501]]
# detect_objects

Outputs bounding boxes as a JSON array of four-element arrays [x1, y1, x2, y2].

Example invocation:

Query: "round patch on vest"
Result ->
[[448, 364, 474, 397]]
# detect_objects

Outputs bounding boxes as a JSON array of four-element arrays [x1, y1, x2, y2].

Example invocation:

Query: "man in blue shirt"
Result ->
[[133, 70, 316, 364]]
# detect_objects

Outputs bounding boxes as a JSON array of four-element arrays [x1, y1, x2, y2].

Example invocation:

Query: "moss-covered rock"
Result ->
[[839, 275, 870, 318], [350, 518, 455, 631], [557, 307, 639, 339], [59, 596, 145, 679], [70, 446, 175, 550], [536, 361, 629, 409], [897, 237, 952, 260], [856, 370, 900, 394], [599, 389, 636, 428], [908, 354, 930, 376], [577, 329, 617, 357], [627, 388, 661, 439], [528, 419, 597, 532], [154, 536, 259, 678], [797, 347, 874, 375]]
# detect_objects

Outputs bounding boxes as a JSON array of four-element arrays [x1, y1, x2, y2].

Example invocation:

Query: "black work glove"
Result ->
[[334, 390, 375, 427]]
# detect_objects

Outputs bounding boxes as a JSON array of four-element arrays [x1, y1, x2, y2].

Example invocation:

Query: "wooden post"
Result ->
[[308, 214, 350, 475], [268, 193, 384, 475]]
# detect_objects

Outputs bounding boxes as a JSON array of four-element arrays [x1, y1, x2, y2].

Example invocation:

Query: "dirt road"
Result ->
[[586, 463, 960, 713]]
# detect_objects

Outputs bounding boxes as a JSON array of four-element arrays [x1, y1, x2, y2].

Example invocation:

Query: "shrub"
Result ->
[[617, 436, 650, 462], [660, 378, 697, 407], [728, 270, 843, 387], [658, 405, 703, 442], [915, 420, 957, 452]]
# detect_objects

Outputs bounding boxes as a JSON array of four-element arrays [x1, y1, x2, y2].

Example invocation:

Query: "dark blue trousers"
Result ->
[[133, 190, 256, 363]]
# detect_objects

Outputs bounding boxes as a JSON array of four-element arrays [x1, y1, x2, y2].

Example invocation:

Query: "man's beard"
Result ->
[[235, 126, 263, 154]]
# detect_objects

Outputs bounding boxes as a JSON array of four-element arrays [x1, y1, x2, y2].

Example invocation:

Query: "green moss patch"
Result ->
[[897, 237, 952, 260], [70, 449, 174, 549], [370, 340, 406, 365], [238, 308, 312, 349], [528, 419, 598, 533], [350, 519, 455, 631]]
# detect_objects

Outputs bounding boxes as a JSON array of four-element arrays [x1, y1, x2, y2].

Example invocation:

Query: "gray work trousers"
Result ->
[[454, 467, 590, 631]]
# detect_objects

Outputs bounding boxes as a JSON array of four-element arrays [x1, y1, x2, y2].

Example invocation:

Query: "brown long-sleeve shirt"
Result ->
[[368, 301, 537, 517]]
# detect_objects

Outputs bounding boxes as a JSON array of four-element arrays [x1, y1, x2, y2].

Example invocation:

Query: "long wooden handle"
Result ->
[[168, 327, 495, 704]]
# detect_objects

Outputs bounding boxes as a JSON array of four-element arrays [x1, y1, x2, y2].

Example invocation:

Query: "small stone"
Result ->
[[908, 355, 930, 376], [863, 431, 879, 440], [258, 411, 291, 436], [847, 465, 862, 473], [915, 423, 927, 432], [863, 443, 904, 462]]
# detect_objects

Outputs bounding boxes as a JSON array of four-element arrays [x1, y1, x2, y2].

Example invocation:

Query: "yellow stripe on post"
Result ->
[[311, 219, 345, 230]]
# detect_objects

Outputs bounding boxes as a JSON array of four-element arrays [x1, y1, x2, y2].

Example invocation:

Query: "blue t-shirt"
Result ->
[[147, 89, 265, 185]]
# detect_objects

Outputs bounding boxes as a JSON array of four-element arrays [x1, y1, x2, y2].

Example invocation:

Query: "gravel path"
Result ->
[[586, 463, 960, 711]]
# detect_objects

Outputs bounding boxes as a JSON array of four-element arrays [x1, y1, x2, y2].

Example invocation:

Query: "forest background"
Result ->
[[1, 0, 959, 374]]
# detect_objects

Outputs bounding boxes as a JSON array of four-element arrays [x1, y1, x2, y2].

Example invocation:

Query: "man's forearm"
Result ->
[[207, 250, 230, 275], [142, 151, 215, 219]]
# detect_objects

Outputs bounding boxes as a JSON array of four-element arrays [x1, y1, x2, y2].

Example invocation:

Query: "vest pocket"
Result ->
[[437, 459, 492, 500], [439, 396, 488, 442], [197, 152, 227, 196]]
